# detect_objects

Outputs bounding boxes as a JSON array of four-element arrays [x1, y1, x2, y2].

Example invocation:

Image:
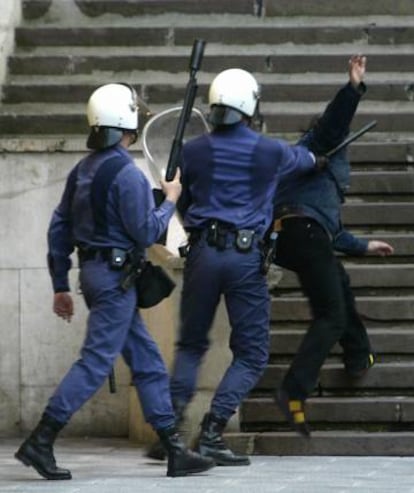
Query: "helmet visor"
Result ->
[[87, 126, 123, 150], [208, 105, 243, 126]]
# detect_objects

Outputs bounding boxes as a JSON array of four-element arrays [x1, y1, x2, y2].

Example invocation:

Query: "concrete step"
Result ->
[[14, 22, 414, 47], [7, 46, 414, 76], [1, 101, 414, 134], [348, 171, 414, 195], [264, 0, 414, 17], [1, 135, 413, 172], [257, 362, 414, 391], [66, 0, 257, 17], [347, 234, 414, 256], [21, 0, 257, 20], [225, 430, 414, 456], [3, 77, 414, 104], [76, 0, 414, 18], [270, 296, 414, 322], [0, 104, 152, 135], [242, 396, 414, 426], [349, 141, 414, 164], [0, 135, 144, 154], [263, 102, 414, 133], [276, 264, 414, 290], [22, 0, 414, 19], [342, 202, 414, 226], [270, 328, 414, 356]]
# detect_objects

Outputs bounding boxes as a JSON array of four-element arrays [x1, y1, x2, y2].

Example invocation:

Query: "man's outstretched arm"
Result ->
[[302, 54, 367, 155]]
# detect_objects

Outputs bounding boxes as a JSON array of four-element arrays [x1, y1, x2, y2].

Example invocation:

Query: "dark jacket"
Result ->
[[273, 82, 368, 255]]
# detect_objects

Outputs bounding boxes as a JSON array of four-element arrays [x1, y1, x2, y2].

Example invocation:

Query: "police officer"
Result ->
[[14, 83, 214, 479], [164, 68, 318, 465], [272, 56, 394, 436]]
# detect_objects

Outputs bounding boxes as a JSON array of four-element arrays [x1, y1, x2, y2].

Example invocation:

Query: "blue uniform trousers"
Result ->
[[170, 237, 270, 422], [45, 257, 175, 430]]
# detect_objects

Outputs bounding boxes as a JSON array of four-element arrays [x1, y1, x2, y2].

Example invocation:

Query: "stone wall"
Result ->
[[0, 151, 134, 437], [0, 0, 20, 95]]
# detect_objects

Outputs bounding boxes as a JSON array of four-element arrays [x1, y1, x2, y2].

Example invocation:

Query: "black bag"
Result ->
[[136, 260, 176, 308]]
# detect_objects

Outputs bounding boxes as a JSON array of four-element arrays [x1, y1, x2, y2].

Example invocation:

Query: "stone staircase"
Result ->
[[2, 0, 414, 454]]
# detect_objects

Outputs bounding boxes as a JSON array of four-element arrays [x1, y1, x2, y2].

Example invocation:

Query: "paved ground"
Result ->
[[1, 438, 414, 493]]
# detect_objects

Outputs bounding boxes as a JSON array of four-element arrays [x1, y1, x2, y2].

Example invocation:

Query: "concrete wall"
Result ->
[[0, 151, 133, 437], [0, 0, 20, 96]]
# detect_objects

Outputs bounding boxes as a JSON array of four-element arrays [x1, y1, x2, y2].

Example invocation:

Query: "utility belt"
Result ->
[[77, 246, 175, 308], [77, 247, 128, 269], [188, 220, 256, 253]]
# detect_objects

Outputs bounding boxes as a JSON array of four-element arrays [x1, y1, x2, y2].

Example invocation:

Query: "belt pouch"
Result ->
[[235, 229, 254, 252], [207, 222, 227, 250]]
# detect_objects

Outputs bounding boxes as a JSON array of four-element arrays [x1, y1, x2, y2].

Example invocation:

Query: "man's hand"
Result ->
[[53, 292, 74, 322], [160, 168, 182, 204], [349, 54, 366, 88], [367, 240, 394, 256]]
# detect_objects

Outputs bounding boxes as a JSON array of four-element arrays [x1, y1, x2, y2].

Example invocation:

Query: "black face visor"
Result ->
[[208, 105, 244, 127], [86, 126, 124, 150]]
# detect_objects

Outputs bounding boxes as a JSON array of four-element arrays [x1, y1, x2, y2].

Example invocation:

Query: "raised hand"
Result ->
[[349, 54, 366, 88]]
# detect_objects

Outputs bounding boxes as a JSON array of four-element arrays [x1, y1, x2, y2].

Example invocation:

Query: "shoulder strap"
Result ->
[[90, 155, 129, 237], [64, 163, 80, 208]]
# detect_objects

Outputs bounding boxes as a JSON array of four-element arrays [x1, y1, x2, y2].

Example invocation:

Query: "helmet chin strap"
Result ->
[[249, 100, 264, 132]]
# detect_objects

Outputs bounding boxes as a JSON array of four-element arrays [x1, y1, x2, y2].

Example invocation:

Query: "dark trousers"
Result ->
[[274, 217, 372, 400], [170, 236, 270, 422]]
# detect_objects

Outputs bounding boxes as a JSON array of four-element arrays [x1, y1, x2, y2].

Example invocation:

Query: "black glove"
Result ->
[[315, 154, 329, 169]]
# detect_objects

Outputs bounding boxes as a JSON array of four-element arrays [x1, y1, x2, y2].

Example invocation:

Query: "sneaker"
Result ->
[[274, 388, 311, 438], [344, 353, 376, 378]]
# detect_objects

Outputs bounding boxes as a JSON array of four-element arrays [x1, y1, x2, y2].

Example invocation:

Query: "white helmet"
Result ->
[[86, 83, 139, 149], [208, 68, 260, 126]]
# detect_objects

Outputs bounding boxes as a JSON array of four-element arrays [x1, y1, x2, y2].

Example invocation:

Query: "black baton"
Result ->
[[108, 368, 116, 394], [325, 120, 377, 157]]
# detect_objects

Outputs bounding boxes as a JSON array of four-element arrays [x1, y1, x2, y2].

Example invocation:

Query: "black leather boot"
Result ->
[[157, 426, 215, 477], [146, 400, 186, 461], [195, 412, 250, 466], [15, 414, 72, 480]]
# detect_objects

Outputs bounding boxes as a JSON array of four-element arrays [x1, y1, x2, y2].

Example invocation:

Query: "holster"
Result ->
[[206, 221, 229, 250], [120, 249, 176, 308]]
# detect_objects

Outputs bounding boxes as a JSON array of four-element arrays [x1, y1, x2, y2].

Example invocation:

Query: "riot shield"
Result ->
[[141, 106, 209, 253]]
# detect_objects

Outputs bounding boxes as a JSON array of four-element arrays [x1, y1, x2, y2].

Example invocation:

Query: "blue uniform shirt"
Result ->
[[178, 121, 315, 238], [47, 144, 175, 293]]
